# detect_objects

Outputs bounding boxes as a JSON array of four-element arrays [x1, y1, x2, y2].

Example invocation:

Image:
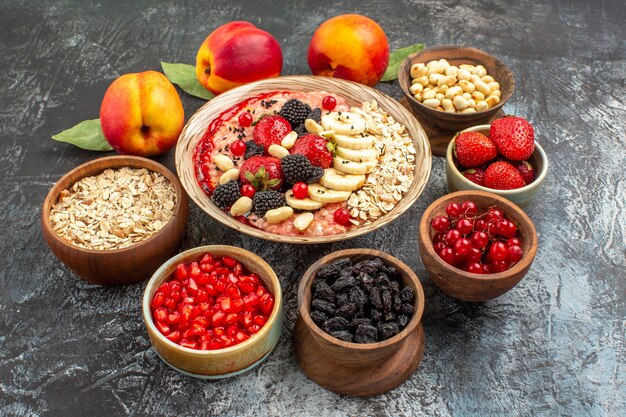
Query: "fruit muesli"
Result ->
[[193, 91, 416, 237]]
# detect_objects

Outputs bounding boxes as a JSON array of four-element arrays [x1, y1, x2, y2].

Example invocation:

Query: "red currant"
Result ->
[[455, 218, 474, 235], [238, 112, 253, 127], [507, 245, 524, 263], [506, 237, 521, 247], [433, 242, 447, 254], [482, 263, 492, 274], [433, 232, 443, 244], [461, 201, 477, 216], [322, 95, 337, 110], [444, 229, 462, 245], [489, 242, 509, 261], [497, 219, 518, 238], [475, 219, 488, 232], [241, 184, 256, 198], [439, 247, 458, 266], [454, 238, 472, 256], [334, 208, 351, 226], [487, 208, 504, 222], [470, 231, 489, 249], [446, 202, 461, 218], [431, 215, 451, 232], [491, 260, 511, 273], [465, 262, 484, 274], [465, 247, 482, 262], [231, 140, 246, 157], [292, 182, 309, 199]]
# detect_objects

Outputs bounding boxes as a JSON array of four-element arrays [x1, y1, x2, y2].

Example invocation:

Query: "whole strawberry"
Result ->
[[454, 131, 497, 168], [513, 160, 535, 185], [462, 168, 486, 186], [290, 134, 334, 168], [489, 116, 535, 161], [253, 115, 291, 153], [484, 161, 525, 190], [239, 156, 284, 191]]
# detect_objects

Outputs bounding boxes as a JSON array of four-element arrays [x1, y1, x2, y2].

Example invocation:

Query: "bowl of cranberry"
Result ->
[[445, 116, 548, 208], [418, 190, 538, 302], [142, 245, 282, 378]]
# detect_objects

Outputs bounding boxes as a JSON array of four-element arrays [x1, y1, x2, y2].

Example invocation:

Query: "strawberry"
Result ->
[[483, 161, 525, 190], [290, 134, 334, 168], [252, 115, 291, 153], [489, 116, 535, 161], [239, 156, 284, 191], [454, 131, 497, 168], [462, 168, 486, 186], [513, 160, 535, 185]]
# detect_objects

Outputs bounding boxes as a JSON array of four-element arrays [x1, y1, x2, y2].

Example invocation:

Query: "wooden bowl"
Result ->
[[41, 156, 188, 286], [418, 190, 538, 302], [446, 124, 549, 208], [399, 46, 515, 132], [142, 245, 283, 379], [175, 75, 431, 244], [294, 248, 425, 397]]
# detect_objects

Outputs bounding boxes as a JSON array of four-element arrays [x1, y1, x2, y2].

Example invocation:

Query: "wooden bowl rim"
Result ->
[[41, 155, 187, 255], [175, 75, 432, 244], [142, 245, 282, 356], [419, 190, 538, 281], [446, 124, 549, 195], [297, 248, 425, 350], [398, 45, 515, 118]]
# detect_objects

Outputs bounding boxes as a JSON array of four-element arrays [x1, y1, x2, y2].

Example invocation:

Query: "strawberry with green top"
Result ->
[[239, 156, 284, 191], [454, 131, 498, 168], [483, 161, 525, 190], [489, 116, 535, 161], [290, 134, 334, 168]]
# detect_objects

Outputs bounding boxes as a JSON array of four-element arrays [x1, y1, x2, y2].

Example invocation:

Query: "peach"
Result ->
[[308, 14, 389, 87], [100, 71, 184, 156], [196, 21, 283, 95]]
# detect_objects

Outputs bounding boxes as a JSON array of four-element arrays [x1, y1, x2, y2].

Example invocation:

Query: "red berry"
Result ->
[[475, 219, 488, 232], [238, 112, 253, 127], [489, 242, 509, 261], [240, 184, 256, 198], [239, 156, 284, 191], [464, 262, 484, 274], [431, 215, 451, 232], [487, 208, 504, 222], [290, 134, 334, 168], [465, 247, 482, 262], [455, 218, 474, 235], [507, 237, 521, 247], [507, 245, 524, 263], [446, 202, 461, 218], [497, 219, 518, 238], [231, 140, 247, 156], [491, 260, 511, 273], [433, 232, 443, 244], [462, 168, 486, 186], [461, 201, 477, 216], [513, 160, 535, 185], [433, 242, 447, 254], [253, 115, 291, 152], [470, 231, 489, 249], [439, 247, 458, 266], [454, 131, 498, 168], [444, 229, 462, 245], [322, 95, 337, 110], [292, 182, 309, 199], [334, 208, 351, 226], [484, 161, 526, 190], [489, 116, 535, 161], [453, 238, 472, 256]]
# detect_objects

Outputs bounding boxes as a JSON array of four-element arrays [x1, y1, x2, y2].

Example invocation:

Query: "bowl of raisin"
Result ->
[[294, 249, 425, 397]]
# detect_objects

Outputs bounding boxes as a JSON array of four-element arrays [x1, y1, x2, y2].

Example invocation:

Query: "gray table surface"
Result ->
[[1, 0, 624, 416]]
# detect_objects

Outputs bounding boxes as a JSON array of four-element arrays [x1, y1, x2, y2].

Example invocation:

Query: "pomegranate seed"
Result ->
[[166, 331, 181, 343], [239, 282, 256, 294], [164, 297, 177, 310], [175, 264, 188, 280], [155, 321, 170, 335], [224, 313, 238, 325], [242, 311, 254, 327], [255, 285, 266, 297], [157, 282, 171, 296], [205, 284, 218, 296], [154, 308, 167, 322], [167, 312, 181, 324], [222, 256, 237, 269], [215, 280, 227, 293], [200, 340, 212, 350], [151, 292, 165, 309], [208, 338, 223, 350], [227, 273, 239, 285], [227, 324, 238, 337], [187, 277, 199, 294], [215, 267, 230, 276], [235, 332, 249, 343], [212, 311, 225, 326], [200, 254, 214, 264], [182, 296, 195, 305], [253, 315, 267, 326], [260, 294, 274, 316], [248, 324, 261, 334], [213, 326, 225, 337], [227, 284, 241, 298], [221, 335, 235, 347], [189, 262, 201, 278], [179, 340, 197, 349], [220, 297, 232, 312], [231, 298, 245, 313]]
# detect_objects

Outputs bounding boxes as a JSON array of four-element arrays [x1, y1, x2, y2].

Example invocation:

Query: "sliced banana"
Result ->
[[321, 112, 366, 135], [304, 118, 325, 134], [307, 184, 351, 203], [265, 206, 294, 224], [335, 146, 378, 163], [319, 168, 366, 192], [331, 133, 375, 150], [333, 156, 377, 175], [285, 191, 324, 211]]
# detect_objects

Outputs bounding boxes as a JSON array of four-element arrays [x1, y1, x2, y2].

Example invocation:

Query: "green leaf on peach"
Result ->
[[161, 62, 215, 100], [51, 119, 113, 151], [380, 43, 425, 82]]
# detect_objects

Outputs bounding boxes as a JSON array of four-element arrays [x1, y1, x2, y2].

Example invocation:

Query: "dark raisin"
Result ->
[[339, 267, 353, 278], [370, 287, 382, 310], [314, 281, 335, 302], [382, 265, 398, 277], [376, 273, 391, 289], [384, 311, 397, 322], [393, 294, 402, 312], [357, 272, 374, 290], [355, 324, 378, 343], [331, 275, 355, 292], [370, 308, 383, 321], [400, 303, 415, 315], [330, 330, 354, 342], [381, 289, 392, 312], [310, 310, 328, 326], [390, 280, 400, 294], [336, 302, 357, 320], [378, 322, 400, 340], [350, 317, 374, 328], [352, 258, 384, 274], [400, 286, 414, 303], [323, 317, 349, 333], [336, 292, 349, 305], [332, 258, 352, 270], [349, 286, 368, 307], [397, 314, 409, 328], [316, 263, 340, 280], [311, 299, 336, 316]]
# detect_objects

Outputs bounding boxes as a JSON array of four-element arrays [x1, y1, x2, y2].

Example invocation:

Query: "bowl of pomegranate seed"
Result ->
[[418, 190, 538, 302], [445, 117, 548, 207], [142, 245, 283, 379]]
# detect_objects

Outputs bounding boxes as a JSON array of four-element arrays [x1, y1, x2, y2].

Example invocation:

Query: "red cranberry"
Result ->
[[231, 140, 247, 157], [238, 112, 253, 127], [292, 182, 309, 199], [322, 95, 337, 110], [334, 208, 351, 226]]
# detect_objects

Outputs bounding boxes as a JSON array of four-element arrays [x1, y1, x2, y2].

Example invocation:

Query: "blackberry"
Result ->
[[281, 154, 312, 184], [279, 99, 311, 127], [305, 166, 325, 184], [293, 124, 308, 137], [306, 108, 322, 124], [253, 190, 286, 216], [244, 141, 264, 159], [211, 181, 241, 210]]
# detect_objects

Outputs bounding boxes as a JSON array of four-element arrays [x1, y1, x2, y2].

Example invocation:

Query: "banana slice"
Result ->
[[321, 112, 366, 135], [335, 146, 378, 163], [333, 156, 377, 175], [285, 191, 324, 211], [319, 168, 366, 192], [307, 184, 351, 203], [332, 133, 375, 150]]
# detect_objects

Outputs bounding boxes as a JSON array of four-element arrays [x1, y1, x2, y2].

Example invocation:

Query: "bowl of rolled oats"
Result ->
[[176, 75, 432, 243], [42, 156, 188, 285]]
